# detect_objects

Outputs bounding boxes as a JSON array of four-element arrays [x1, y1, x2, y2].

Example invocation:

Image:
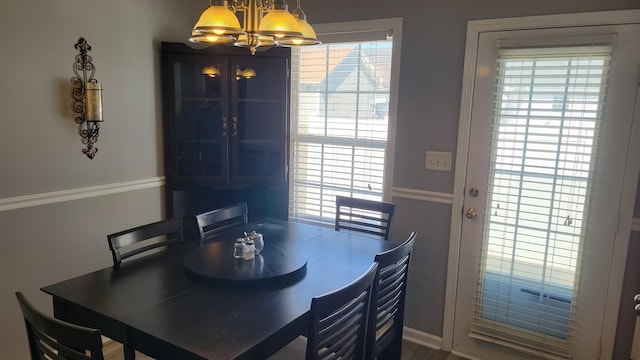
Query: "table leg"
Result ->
[[124, 329, 135, 360]]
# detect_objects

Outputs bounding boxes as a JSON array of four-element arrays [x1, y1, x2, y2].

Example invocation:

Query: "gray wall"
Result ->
[[298, 0, 640, 354], [1, 0, 638, 359], [0, 1, 202, 358]]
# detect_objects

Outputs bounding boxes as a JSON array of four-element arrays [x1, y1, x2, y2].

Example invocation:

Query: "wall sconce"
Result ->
[[71, 37, 103, 159]]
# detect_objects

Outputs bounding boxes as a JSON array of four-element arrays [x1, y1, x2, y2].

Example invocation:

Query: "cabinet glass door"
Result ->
[[230, 56, 288, 182], [167, 54, 229, 182]]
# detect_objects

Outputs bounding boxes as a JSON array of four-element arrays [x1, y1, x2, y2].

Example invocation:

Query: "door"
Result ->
[[230, 55, 289, 183], [452, 23, 640, 359], [164, 53, 230, 183]]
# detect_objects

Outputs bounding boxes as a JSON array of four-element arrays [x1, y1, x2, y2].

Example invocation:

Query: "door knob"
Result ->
[[466, 208, 478, 220]]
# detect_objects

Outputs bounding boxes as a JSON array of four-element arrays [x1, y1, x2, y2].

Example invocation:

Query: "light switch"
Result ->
[[425, 151, 452, 172]]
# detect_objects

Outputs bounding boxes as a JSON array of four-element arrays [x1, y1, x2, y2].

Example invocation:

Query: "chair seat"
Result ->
[[376, 318, 394, 340]]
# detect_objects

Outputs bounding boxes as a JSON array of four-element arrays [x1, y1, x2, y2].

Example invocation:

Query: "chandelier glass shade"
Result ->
[[189, 0, 320, 54], [201, 65, 221, 77], [278, 7, 318, 45]]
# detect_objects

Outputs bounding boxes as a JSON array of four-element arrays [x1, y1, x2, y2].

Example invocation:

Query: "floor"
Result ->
[[104, 338, 466, 359], [402, 340, 467, 359], [103, 339, 150, 360]]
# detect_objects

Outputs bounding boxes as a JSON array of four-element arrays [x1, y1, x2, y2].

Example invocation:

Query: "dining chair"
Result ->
[[107, 217, 184, 270], [269, 263, 379, 360], [194, 202, 248, 242], [366, 231, 417, 360], [335, 195, 396, 241], [16, 291, 105, 360]]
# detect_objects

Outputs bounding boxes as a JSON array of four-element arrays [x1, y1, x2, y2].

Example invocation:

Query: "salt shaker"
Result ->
[[233, 238, 244, 259], [242, 238, 255, 260], [249, 231, 264, 255]]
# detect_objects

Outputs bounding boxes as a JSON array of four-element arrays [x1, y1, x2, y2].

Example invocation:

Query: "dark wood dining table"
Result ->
[[41, 219, 396, 359]]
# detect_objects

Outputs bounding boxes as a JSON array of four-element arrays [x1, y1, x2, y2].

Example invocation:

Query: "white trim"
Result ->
[[313, 18, 403, 39], [401, 327, 488, 360], [384, 18, 402, 203], [603, 72, 640, 356], [464, 9, 640, 31], [0, 177, 165, 212], [441, 11, 479, 352], [402, 326, 443, 350], [443, 9, 640, 357], [392, 187, 453, 204], [450, 350, 483, 360]]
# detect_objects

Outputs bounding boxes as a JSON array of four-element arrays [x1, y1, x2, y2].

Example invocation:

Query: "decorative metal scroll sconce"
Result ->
[[72, 37, 103, 159]]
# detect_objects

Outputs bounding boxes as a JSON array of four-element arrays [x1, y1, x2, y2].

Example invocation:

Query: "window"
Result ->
[[288, 20, 401, 225]]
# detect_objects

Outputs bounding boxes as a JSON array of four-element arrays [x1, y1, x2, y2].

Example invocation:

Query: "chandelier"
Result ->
[[189, 0, 320, 55]]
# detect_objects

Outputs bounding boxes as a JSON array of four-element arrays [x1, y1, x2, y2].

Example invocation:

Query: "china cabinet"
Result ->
[[161, 42, 290, 228]]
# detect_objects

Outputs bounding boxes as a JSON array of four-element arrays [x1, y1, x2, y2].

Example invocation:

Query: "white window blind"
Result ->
[[470, 44, 612, 359], [289, 40, 393, 225]]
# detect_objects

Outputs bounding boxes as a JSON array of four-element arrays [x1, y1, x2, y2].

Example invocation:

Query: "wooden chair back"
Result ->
[[16, 292, 105, 360], [194, 202, 248, 241], [107, 217, 184, 270], [366, 231, 417, 359], [335, 196, 396, 240], [306, 263, 378, 360]]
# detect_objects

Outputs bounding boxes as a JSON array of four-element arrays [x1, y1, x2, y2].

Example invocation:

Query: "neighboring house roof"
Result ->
[[300, 47, 353, 84], [299, 46, 392, 92]]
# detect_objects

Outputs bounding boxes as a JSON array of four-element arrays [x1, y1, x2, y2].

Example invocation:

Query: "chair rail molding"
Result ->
[[0, 176, 165, 212], [392, 187, 453, 205]]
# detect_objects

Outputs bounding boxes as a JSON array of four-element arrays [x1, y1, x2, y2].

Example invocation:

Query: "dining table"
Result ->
[[41, 218, 397, 359]]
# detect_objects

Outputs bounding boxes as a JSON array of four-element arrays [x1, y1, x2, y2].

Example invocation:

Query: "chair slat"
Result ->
[[107, 217, 184, 270], [308, 263, 378, 360], [194, 202, 248, 241], [378, 273, 405, 303], [16, 292, 105, 360], [335, 196, 396, 241], [366, 232, 417, 359]]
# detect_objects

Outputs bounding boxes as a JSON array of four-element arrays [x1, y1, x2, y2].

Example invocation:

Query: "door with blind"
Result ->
[[452, 24, 640, 359]]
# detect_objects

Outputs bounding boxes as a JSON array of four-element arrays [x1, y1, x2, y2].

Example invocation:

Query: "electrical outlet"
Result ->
[[425, 151, 452, 172]]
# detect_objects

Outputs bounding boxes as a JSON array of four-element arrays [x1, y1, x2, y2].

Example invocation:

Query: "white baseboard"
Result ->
[[402, 326, 443, 350]]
